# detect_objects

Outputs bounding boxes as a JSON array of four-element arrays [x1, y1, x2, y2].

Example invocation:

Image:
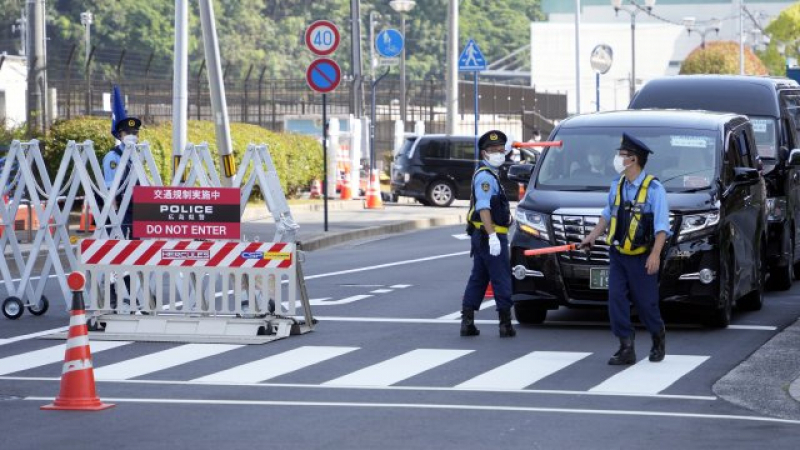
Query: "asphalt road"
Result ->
[[1, 225, 800, 449]]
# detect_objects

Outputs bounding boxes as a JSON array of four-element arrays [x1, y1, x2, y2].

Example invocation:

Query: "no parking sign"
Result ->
[[306, 58, 341, 93]]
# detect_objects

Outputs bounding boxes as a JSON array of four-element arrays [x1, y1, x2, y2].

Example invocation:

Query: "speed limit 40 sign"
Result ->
[[305, 20, 340, 56]]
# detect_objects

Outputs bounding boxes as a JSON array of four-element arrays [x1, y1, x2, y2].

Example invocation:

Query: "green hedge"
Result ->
[[43, 117, 324, 197]]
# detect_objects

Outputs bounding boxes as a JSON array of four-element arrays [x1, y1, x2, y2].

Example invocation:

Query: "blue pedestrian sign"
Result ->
[[375, 29, 404, 58], [459, 39, 486, 72]]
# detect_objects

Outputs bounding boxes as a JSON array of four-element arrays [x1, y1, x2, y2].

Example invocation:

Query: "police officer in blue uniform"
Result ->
[[103, 117, 141, 239], [580, 133, 670, 364], [461, 130, 515, 338]]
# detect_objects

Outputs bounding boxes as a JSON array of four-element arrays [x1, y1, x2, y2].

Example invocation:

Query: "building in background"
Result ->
[[0, 54, 28, 128], [534, 0, 796, 113]]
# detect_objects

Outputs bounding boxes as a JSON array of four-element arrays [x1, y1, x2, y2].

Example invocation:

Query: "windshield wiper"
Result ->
[[660, 169, 712, 185]]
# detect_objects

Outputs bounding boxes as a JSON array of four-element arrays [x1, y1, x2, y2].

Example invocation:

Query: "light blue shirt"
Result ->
[[473, 165, 501, 211], [601, 171, 672, 238], [102, 147, 124, 189]]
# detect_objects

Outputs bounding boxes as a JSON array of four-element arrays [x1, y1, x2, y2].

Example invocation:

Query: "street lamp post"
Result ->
[[389, 0, 415, 125], [80, 11, 93, 115], [612, 0, 655, 102]]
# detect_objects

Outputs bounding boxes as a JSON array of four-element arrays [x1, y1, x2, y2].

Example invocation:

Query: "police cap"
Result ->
[[114, 117, 142, 135], [618, 132, 653, 158], [478, 130, 508, 151]]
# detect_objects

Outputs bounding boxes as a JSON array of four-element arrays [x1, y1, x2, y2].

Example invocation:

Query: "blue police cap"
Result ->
[[114, 117, 142, 135], [618, 132, 653, 157], [478, 130, 508, 151]]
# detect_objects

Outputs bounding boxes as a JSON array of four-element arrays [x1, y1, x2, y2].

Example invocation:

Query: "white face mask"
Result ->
[[613, 155, 629, 174], [486, 153, 506, 167], [122, 135, 138, 146]]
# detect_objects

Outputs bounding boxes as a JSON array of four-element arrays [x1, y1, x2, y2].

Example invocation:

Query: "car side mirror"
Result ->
[[508, 163, 534, 183], [733, 167, 760, 184], [788, 148, 800, 167]]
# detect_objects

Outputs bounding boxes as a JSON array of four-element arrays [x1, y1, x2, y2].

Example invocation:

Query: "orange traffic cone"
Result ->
[[364, 171, 384, 209], [309, 179, 322, 199], [41, 272, 114, 411], [484, 283, 494, 299], [79, 200, 96, 232], [518, 183, 526, 200], [340, 175, 352, 200]]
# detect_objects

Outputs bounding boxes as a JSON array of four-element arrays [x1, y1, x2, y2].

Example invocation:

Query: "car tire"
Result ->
[[514, 302, 547, 325], [704, 254, 733, 328], [740, 242, 766, 311], [426, 180, 455, 207]]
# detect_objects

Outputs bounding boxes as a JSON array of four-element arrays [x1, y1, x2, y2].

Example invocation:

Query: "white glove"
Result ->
[[488, 233, 501, 256]]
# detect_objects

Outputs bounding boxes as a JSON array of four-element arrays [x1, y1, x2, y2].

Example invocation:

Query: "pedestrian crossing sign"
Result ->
[[459, 38, 486, 72]]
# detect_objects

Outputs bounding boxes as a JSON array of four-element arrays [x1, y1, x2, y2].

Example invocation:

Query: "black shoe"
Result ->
[[649, 329, 666, 362], [460, 308, 480, 336], [498, 309, 516, 338], [608, 337, 636, 365]]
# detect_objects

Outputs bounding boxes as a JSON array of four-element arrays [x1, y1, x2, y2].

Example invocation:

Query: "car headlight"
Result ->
[[515, 208, 549, 240], [766, 197, 786, 222], [678, 211, 719, 242]]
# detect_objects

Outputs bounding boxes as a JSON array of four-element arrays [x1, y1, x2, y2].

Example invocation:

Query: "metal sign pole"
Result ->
[[474, 72, 479, 166], [323, 93, 328, 232], [596, 72, 600, 112]]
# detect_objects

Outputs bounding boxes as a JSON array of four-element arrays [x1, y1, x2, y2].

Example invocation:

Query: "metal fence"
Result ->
[[45, 45, 568, 155]]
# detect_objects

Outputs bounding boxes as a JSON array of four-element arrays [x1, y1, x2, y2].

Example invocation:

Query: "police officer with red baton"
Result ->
[[580, 133, 670, 364]]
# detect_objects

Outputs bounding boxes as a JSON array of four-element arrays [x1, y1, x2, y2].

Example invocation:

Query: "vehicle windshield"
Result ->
[[537, 127, 719, 193], [395, 137, 416, 160], [748, 116, 778, 160]]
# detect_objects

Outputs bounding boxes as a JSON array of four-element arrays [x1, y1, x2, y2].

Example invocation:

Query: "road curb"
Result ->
[[297, 215, 464, 252], [242, 200, 366, 221], [712, 317, 800, 420]]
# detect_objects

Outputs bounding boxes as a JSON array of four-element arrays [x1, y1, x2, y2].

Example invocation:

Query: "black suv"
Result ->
[[629, 75, 800, 290], [391, 135, 525, 207], [508, 110, 768, 328]]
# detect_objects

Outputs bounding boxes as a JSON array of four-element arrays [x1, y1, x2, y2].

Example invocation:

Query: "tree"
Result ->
[[679, 41, 768, 76], [758, 3, 800, 76]]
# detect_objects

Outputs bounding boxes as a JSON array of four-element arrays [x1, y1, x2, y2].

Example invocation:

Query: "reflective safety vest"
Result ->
[[467, 165, 511, 234], [606, 174, 656, 255]]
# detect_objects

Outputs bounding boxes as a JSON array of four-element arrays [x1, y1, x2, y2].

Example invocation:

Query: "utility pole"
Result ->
[[172, 0, 188, 175], [445, 0, 458, 135], [26, 0, 47, 134], [350, 0, 364, 118], [739, 0, 745, 75]]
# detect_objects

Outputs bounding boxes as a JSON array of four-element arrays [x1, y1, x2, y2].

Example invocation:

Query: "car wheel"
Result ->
[[514, 302, 547, 325], [426, 180, 455, 207], [704, 255, 733, 328], [740, 242, 766, 311]]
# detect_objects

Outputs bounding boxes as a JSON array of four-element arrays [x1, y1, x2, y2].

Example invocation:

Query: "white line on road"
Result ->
[[0, 341, 130, 375], [23, 396, 800, 425], [590, 355, 710, 395], [93, 344, 242, 380], [193, 346, 359, 384], [439, 300, 497, 320], [456, 351, 592, 391], [1, 376, 717, 400], [726, 324, 777, 331], [324, 349, 473, 387], [0, 327, 69, 347], [304, 251, 469, 280]]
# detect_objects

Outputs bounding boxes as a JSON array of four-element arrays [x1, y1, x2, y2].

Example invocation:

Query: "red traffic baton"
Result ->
[[512, 140, 563, 149], [524, 243, 578, 256]]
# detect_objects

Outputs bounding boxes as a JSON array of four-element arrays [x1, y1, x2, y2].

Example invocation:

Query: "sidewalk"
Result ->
[[240, 197, 468, 252]]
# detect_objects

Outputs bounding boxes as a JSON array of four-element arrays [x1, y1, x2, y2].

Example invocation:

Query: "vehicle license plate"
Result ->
[[589, 267, 609, 290]]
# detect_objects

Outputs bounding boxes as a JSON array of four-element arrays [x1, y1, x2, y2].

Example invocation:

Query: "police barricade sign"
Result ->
[[132, 186, 240, 240]]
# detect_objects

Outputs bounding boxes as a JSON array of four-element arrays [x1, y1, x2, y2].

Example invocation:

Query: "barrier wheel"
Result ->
[[27, 295, 49, 316], [3, 297, 24, 320]]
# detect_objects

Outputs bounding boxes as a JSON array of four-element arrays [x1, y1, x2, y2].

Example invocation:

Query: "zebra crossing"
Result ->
[[0, 341, 713, 398]]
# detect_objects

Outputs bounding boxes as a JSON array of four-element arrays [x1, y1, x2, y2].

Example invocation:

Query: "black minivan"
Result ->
[[508, 110, 768, 328], [629, 75, 800, 289], [391, 134, 525, 206]]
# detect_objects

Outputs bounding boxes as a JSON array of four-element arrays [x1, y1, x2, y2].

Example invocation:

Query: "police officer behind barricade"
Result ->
[[460, 130, 516, 338], [580, 133, 670, 364], [103, 117, 141, 240]]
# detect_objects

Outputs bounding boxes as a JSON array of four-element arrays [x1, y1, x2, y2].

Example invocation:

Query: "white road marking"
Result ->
[[310, 295, 372, 306], [589, 355, 710, 395], [23, 396, 800, 425], [304, 251, 469, 280], [438, 300, 497, 320], [0, 327, 69, 346], [0, 341, 130, 375], [726, 324, 777, 331], [324, 349, 473, 387], [3, 376, 717, 400], [93, 344, 242, 380], [452, 233, 470, 240], [370, 289, 393, 294], [456, 351, 592, 390], [389, 285, 411, 289], [193, 346, 359, 384]]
